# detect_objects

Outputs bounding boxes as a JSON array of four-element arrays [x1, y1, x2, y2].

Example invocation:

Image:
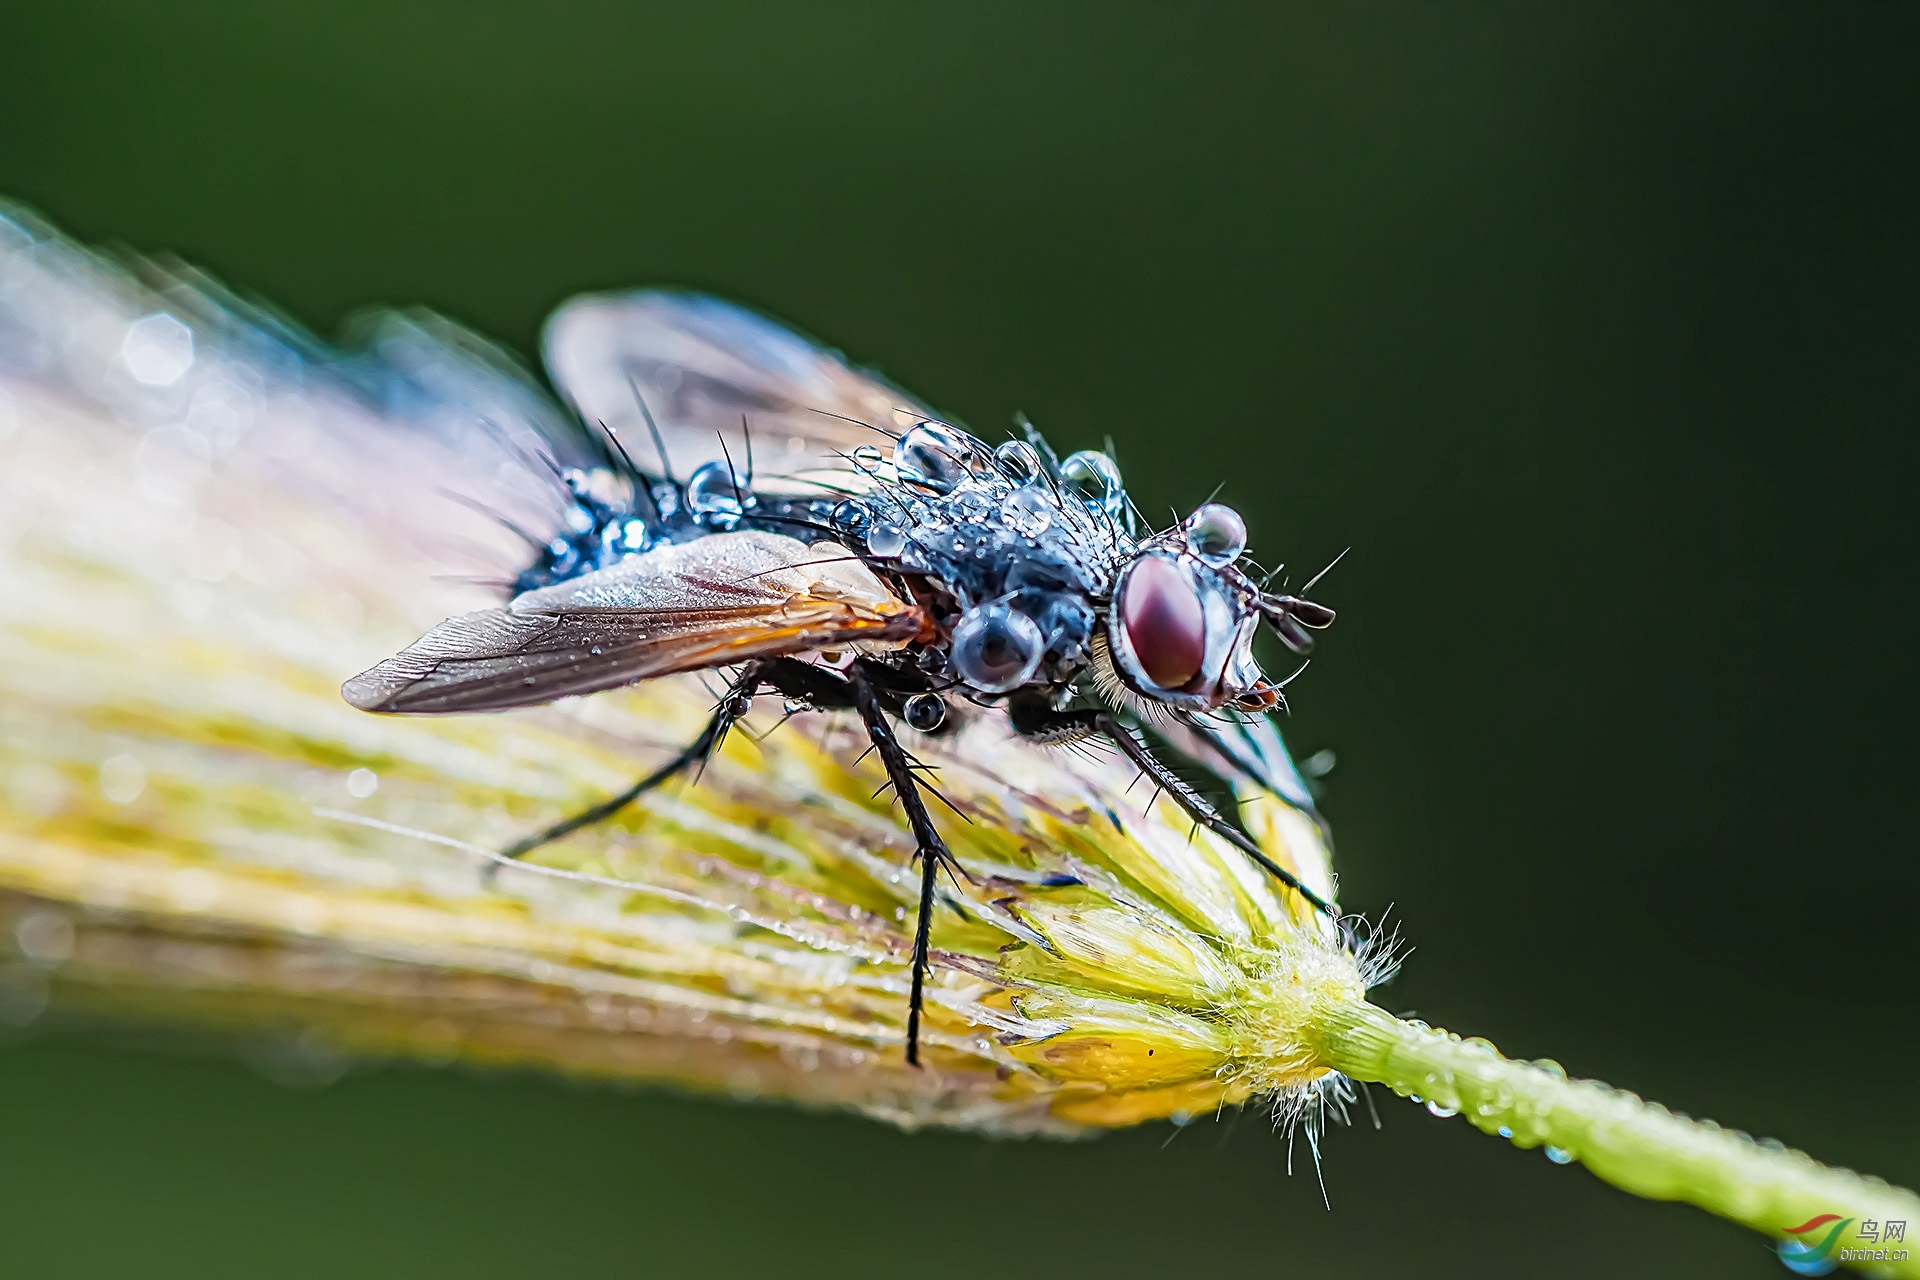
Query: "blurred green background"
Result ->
[[2, 4, 1915, 1276]]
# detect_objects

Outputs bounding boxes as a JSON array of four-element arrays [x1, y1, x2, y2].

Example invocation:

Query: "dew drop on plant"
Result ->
[[1545, 1146, 1575, 1165], [1425, 1099, 1459, 1118]]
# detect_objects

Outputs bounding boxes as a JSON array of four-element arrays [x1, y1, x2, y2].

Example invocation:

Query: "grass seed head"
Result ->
[[0, 201, 1376, 1138]]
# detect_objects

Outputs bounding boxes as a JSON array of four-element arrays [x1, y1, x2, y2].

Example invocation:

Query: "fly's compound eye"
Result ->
[[1120, 555, 1207, 691], [903, 693, 947, 732], [950, 602, 1045, 693], [1183, 503, 1247, 566]]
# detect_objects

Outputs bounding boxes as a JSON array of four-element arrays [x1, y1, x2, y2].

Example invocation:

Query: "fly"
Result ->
[[343, 290, 1343, 1064]]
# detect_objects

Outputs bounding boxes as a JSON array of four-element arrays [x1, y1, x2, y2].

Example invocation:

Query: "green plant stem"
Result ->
[[1316, 1002, 1920, 1277]]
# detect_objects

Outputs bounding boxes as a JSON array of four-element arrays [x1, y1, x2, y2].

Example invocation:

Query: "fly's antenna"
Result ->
[[626, 376, 676, 483], [1298, 547, 1350, 599]]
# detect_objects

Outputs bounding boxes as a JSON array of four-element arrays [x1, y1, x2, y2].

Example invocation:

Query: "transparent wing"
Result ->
[[0, 198, 591, 572], [343, 530, 924, 714], [542, 290, 940, 497]]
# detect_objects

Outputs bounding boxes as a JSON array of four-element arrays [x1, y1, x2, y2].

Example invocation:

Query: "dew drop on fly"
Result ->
[[950, 601, 1045, 693], [1184, 502, 1247, 566], [832, 499, 873, 538], [903, 693, 946, 732], [895, 423, 986, 495], [1059, 450, 1125, 518], [993, 438, 1043, 485], [866, 523, 909, 558], [685, 459, 749, 519]]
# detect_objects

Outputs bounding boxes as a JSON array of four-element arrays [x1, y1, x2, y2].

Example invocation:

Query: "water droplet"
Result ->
[[850, 444, 885, 470], [1544, 1146, 1574, 1164], [832, 499, 872, 536], [865, 523, 908, 558], [903, 693, 946, 732], [1497, 1126, 1513, 1139], [949, 484, 995, 520], [1425, 1099, 1459, 1118], [1059, 450, 1124, 517], [1533, 1058, 1568, 1079], [1007, 484, 1055, 533], [1183, 503, 1248, 566], [685, 459, 749, 518], [120, 312, 194, 386], [14, 911, 75, 968], [950, 602, 1045, 693], [98, 755, 146, 805], [346, 768, 379, 799], [993, 439, 1043, 484], [895, 423, 987, 494]]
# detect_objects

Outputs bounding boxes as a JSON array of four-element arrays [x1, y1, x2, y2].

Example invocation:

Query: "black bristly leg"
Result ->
[[849, 661, 955, 1068], [1008, 701, 1347, 934], [500, 662, 765, 861]]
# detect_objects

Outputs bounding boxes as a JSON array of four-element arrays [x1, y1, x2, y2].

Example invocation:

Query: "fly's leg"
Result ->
[[849, 661, 958, 1068], [1009, 701, 1347, 935], [500, 662, 765, 860]]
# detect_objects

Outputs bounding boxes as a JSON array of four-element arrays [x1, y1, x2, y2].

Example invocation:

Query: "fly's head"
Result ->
[[1103, 503, 1337, 714]]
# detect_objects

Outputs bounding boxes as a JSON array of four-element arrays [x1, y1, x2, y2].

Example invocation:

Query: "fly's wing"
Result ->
[[542, 290, 940, 497], [343, 530, 924, 714], [0, 201, 580, 613]]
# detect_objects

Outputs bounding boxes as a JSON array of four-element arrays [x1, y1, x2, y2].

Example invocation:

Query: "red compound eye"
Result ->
[[1121, 556, 1207, 690]]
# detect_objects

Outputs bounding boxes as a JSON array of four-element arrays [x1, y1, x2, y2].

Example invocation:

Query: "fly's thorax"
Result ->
[[841, 421, 1137, 696]]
